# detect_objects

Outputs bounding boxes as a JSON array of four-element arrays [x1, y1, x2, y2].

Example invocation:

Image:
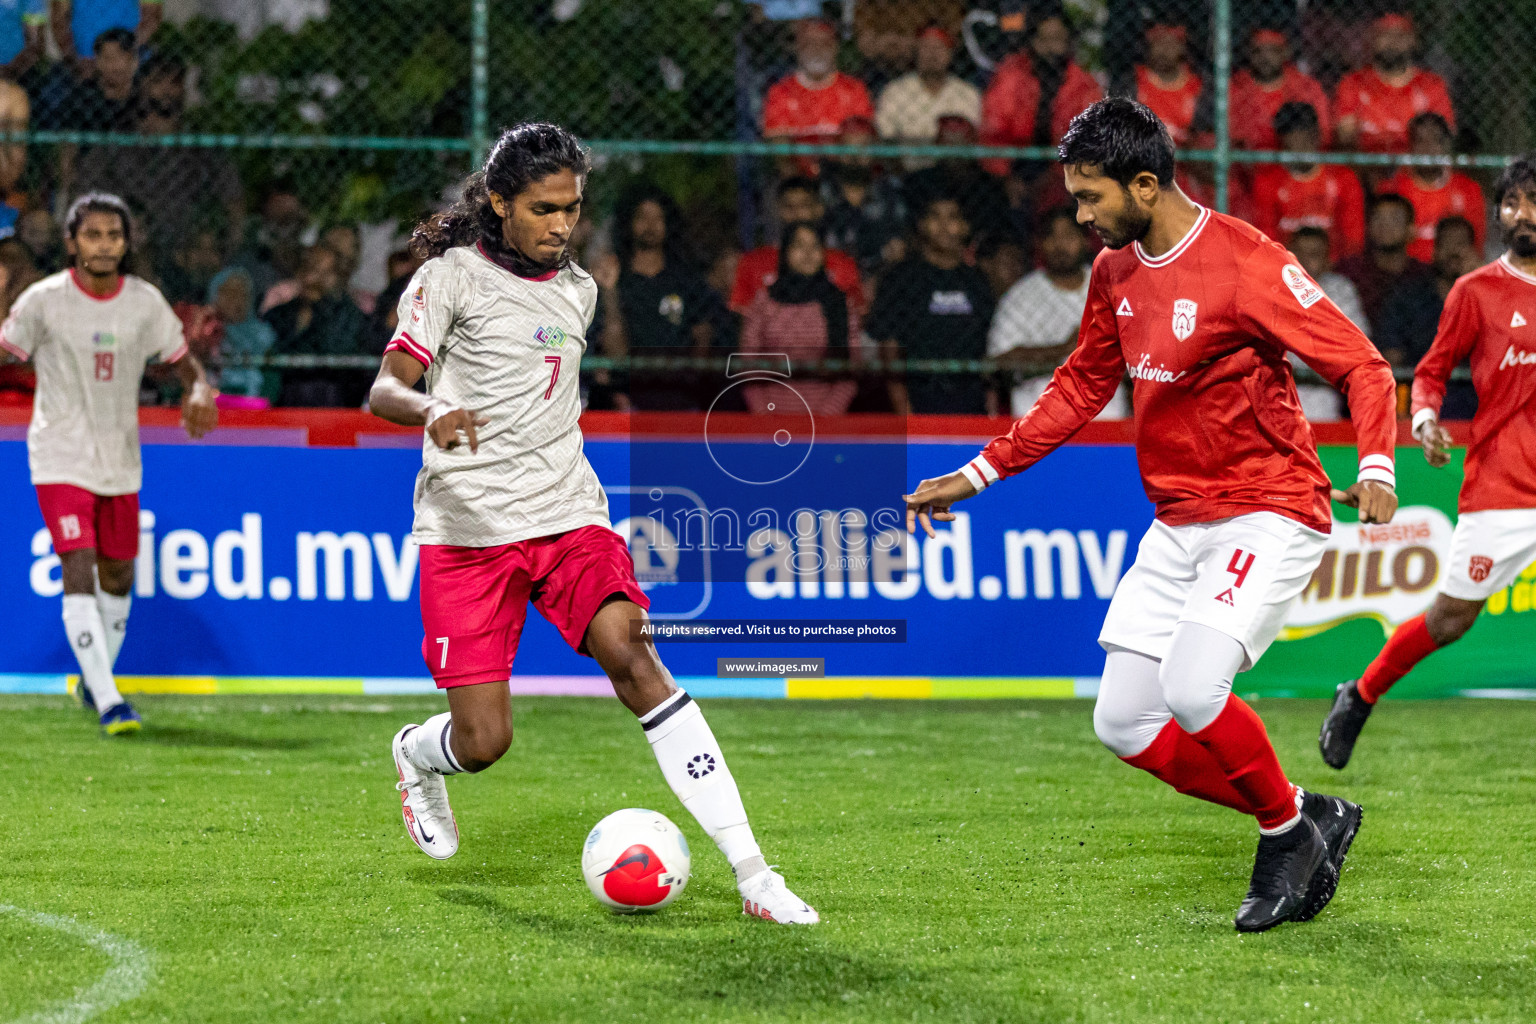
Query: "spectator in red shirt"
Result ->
[[1250, 102, 1366, 258], [1228, 28, 1332, 151], [1135, 22, 1202, 146], [1377, 112, 1486, 262], [730, 175, 866, 313], [980, 10, 1103, 175], [762, 18, 874, 176], [1334, 13, 1455, 155]]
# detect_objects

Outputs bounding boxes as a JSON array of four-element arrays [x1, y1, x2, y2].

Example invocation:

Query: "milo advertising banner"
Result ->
[[1250, 447, 1536, 698]]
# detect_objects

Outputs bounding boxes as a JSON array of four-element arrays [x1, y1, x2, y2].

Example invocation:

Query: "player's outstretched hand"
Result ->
[[904, 471, 979, 538], [426, 405, 491, 454], [1417, 419, 1454, 468], [1330, 480, 1398, 525], [181, 382, 218, 439]]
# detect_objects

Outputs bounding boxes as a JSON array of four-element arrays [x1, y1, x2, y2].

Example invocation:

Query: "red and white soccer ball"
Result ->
[[581, 808, 691, 913]]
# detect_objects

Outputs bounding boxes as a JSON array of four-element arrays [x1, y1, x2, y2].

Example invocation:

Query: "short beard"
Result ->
[[1097, 202, 1152, 250], [1507, 225, 1536, 258]]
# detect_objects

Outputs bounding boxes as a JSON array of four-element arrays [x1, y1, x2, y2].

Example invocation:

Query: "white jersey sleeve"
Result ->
[[149, 288, 189, 363], [0, 281, 45, 360], [384, 258, 462, 368]]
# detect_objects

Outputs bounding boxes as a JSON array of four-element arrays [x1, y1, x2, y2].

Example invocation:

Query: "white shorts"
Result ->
[[1440, 509, 1536, 601], [1099, 512, 1330, 671]]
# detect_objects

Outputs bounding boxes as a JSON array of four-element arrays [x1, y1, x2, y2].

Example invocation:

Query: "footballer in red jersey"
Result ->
[[904, 99, 1399, 932], [1321, 156, 1536, 768]]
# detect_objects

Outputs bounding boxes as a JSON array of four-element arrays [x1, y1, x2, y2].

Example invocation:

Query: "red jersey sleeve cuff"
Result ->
[[960, 455, 1001, 492], [1358, 453, 1395, 488], [163, 343, 188, 364], [0, 335, 27, 361], [385, 332, 432, 368]]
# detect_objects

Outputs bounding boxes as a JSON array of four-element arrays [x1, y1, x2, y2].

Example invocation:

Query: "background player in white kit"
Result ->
[[1320, 155, 1536, 767], [0, 193, 217, 734], [368, 123, 817, 924]]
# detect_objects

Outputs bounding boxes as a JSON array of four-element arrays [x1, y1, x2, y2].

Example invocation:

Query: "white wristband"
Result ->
[[1358, 453, 1396, 489], [1411, 408, 1438, 440], [423, 398, 457, 430]]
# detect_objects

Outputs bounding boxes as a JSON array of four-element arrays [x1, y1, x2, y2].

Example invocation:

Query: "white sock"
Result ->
[[403, 712, 464, 775], [640, 690, 764, 877], [95, 587, 132, 669], [62, 594, 123, 710], [1293, 786, 1306, 813]]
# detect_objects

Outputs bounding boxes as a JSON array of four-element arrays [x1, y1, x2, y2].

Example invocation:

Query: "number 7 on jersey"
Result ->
[[543, 355, 561, 400]]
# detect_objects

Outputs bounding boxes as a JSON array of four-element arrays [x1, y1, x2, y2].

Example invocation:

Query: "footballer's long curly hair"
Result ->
[[410, 122, 591, 273]]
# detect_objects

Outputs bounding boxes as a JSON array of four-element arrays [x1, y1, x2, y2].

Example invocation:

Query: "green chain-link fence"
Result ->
[[0, 0, 1508, 416]]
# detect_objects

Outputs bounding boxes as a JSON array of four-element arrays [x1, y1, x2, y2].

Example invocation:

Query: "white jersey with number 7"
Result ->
[[384, 242, 611, 548]]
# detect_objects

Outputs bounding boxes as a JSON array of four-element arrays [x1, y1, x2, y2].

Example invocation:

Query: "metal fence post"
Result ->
[[1212, 0, 1231, 214], [471, 0, 489, 167]]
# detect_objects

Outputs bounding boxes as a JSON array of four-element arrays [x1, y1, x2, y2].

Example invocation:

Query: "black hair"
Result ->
[[613, 182, 691, 266], [1290, 225, 1332, 249], [138, 51, 186, 83], [776, 175, 820, 200], [1434, 215, 1476, 242], [769, 222, 847, 353], [1407, 111, 1452, 143], [410, 122, 591, 272], [1493, 154, 1536, 208], [1058, 97, 1175, 187], [974, 231, 1024, 260], [93, 27, 135, 55], [912, 190, 966, 226], [66, 193, 133, 251], [1272, 101, 1320, 138], [1369, 192, 1416, 221]]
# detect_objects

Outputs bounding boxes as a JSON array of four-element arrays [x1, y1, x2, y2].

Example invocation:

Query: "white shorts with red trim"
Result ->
[[1099, 512, 1329, 671], [1440, 509, 1536, 601]]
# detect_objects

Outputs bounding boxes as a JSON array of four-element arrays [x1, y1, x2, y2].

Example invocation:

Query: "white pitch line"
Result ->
[[0, 905, 153, 1024]]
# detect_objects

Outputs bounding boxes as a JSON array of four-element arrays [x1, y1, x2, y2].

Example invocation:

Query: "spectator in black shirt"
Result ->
[[868, 193, 994, 414], [1376, 215, 1483, 419], [1336, 192, 1434, 330], [594, 185, 723, 410], [267, 243, 368, 407], [820, 115, 908, 278]]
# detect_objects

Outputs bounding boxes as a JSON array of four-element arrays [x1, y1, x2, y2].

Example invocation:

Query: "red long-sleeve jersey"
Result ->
[[1411, 255, 1536, 512], [962, 208, 1398, 533]]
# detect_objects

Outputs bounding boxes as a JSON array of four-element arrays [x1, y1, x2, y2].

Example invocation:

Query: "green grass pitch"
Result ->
[[5, 694, 1536, 1023]]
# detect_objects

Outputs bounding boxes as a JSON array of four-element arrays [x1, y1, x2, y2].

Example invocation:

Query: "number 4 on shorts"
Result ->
[[1215, 549, 1255, 606]]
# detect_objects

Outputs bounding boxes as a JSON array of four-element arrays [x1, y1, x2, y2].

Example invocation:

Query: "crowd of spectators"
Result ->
[[595, 4, 1488, 419], [0, 3, 1496, 420]]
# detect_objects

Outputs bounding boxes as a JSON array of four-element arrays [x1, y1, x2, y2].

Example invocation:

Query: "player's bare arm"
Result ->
[[175, 350, 218, 439], [369, 349, 489, 452], [903, 472, 978, 538]]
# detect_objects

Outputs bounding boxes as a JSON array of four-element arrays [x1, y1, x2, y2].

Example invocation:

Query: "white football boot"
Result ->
[[739, 868, 820, 924], [391, 725, 459, 860]]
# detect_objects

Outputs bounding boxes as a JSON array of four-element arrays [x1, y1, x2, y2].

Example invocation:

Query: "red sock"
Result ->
[[1357, 613, 1441, 703], [1190, 696, 1299, 830], [1122, 719, 1256, 814]]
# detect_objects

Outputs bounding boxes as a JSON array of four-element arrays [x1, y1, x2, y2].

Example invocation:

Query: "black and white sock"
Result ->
[[641, 689, 765, 881], [402, 713, 464, 775]]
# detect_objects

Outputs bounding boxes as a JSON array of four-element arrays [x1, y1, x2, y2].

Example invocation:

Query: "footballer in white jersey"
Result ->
[[1, 193, 217, 734], [370, 123, 816, 924]]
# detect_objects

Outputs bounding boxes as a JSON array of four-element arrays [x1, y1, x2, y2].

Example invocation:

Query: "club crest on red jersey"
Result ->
[[1171, 299, 1197, 341], [1468, 555, 1494, 583]]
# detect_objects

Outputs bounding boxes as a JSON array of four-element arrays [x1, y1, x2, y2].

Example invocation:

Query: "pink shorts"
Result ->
[[417, 524, 650, 688], [35, 484, 139, 560]]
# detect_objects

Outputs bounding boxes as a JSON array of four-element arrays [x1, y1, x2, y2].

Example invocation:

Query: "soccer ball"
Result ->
[[581, 808, 691, 913]]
